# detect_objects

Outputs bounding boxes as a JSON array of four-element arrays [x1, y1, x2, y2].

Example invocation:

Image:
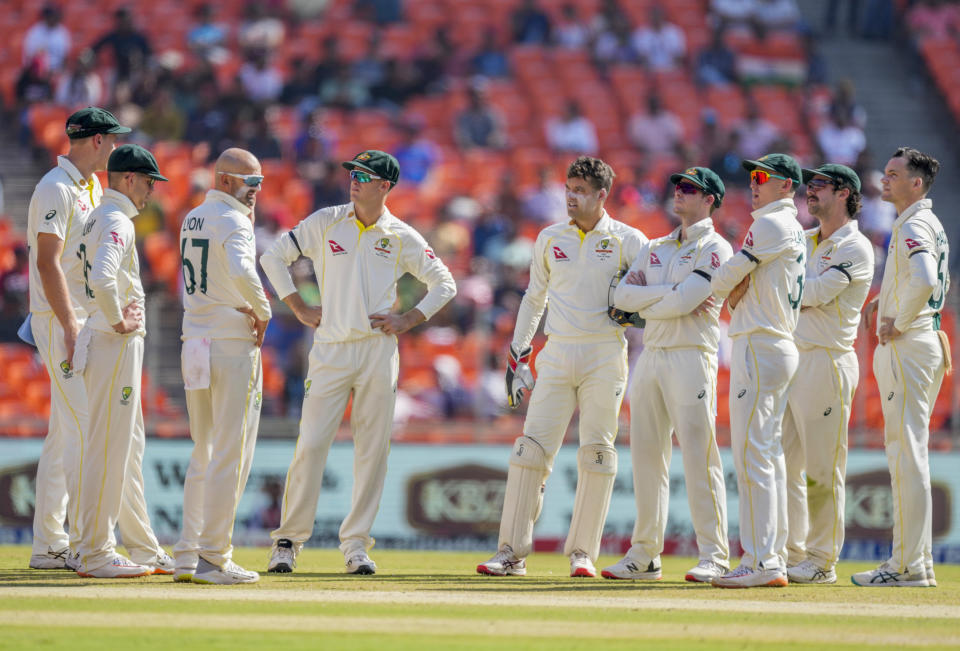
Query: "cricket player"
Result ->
[[852, 148, 950, 588], [784, 164, 873, 584], [603, 167, 732, 583], [709, 153, 806, 588], [73, 144, 168, 578], [27, 108, 171, 575], [477, 156, 646, 579], [173, 148, 272, 585], [261, 150, 455, 575]]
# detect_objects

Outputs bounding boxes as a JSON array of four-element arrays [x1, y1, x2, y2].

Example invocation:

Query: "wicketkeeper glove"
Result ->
[[608, 306, 645, 328], [505, 345, 535, 408]]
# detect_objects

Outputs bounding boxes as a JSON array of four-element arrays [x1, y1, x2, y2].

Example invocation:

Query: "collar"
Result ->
[[673, 217, 714, 243], [568, 210, 612, 235], [205, 189, 252, 216], [751, 197, 798, 220], [57, 155, 94, 188], [101, 188, 139, 218], [808, 219, 859, 247], [350, 202, 393, 232], [894, 198, 933, 226]]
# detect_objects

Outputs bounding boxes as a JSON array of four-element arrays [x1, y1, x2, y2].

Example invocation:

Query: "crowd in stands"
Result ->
[[0, 0, 953, 441]]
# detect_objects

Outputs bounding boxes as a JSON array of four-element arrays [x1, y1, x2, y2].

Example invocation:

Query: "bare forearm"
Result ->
[[36, 259, 77, 331]]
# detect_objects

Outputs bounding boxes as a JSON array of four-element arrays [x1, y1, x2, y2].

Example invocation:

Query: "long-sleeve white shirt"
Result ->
[[512, 212, 646, 350], [878, 198, 950, 334], [180, 190, 272, 341], [711, 198, 806, 339], [27, 155, 102, 317], [613, 217, 732, 353], [80, 189, 145, 336], [794, 220, 874, 352], [260, 202, 456, 344]]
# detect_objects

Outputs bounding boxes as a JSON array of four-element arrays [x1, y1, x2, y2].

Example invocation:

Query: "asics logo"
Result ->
[[824, 407, 832, 416], [697, 390, 706, 399], [737, 389, 746, 399]]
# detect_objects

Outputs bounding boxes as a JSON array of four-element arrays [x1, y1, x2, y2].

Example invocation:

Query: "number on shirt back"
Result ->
[[77, 243, 93, 298], [928, 251, 947, 310], [788, 254, 804, 310], [181, 237, 209, 295]]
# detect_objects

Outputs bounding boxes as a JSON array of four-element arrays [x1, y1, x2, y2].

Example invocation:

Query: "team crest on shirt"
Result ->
[[254, 391, 262, 410], [595, 238, 614, 260], [649, 252, 661, 267], [304, 379, 312, 396], [552, 246, 569, 261], [120, 386, 133, 405], [328, 240, 347, 255], [711, 252, 720, 268], [374, 237, 393, 259], [60, 361, 73, 379]]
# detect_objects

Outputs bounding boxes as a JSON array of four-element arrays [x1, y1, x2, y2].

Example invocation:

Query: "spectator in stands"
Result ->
[[280, 58, 320, 111], [184, 84, 228, 146], [393, 123, 438, 185], [319, 66, 371, 110], [522, 166, 567, 223], [907, 0, 960, 40], [546, 101, 598, 155], [752, 0, 802, 32], [415, 27, 465, 92], [733, 100, 781, 160], [455, 84, 506, 150], [628, 94, 683, 156], [816, 108, 867, 167], [238, 2, 285, 54], [554, 4, 589, 49], [354, 0, 402, 25], [139, 85, 186, 142], [91, 7, 152, 83], [710, 0, 756, 31], [15, 56, 54, 107], [512, 0, 552, 45], [0, 245, 29, 318], [187, 3, 229, 64], [294, 108, 336, 164], [310, 160, 349, 209], [593, 20, 637, 68], [427, 354, 473, 419], [55, 52, 104, 109], [829, 79, 867, 128], [632, 6, 687, 70], [244, 113, 283, 160], [696, 25, 737, 86], [471, 29, 511, 79], [860, 0, 894, 39], [803, 32, 829, 86], [23, 5, 71, 73], [314, 36, 345, 89], [239, 49, 283, 104], [822, 0, 863, 36], [372, 59, 423, 109], [352, 35, 387, 91]]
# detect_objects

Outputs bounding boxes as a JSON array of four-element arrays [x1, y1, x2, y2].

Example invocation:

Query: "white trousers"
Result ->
[[76, 331, 161, 571], [784, 347, 858, 569], [272, 335, 399, 557], [31, 315, 160, 564], [625, 347, 728, 567], [874, 330, 945, 575], [729, 334, 798, 571], [175, 339, 263, 568]]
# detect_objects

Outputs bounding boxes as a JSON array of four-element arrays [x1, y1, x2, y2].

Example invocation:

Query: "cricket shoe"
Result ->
[[147, 551, 175, 575], [927, 565, 937, 588], [851, 563, 929, 587], [77, 554, 151, 578], [601, 557, 662, 580], [29, 546, 70, 570], [787, 560, 836, 584], [346, 552, 377, 575], [267, 539, 296, 573], [173, 566, 196, 583], [685, 560, 729, 583], [711, 564, 787, 588], [192, 558, 259, 585], [477, 546, 527, 576], [65, 551, 81, 572], [569, 551, 596, 577]]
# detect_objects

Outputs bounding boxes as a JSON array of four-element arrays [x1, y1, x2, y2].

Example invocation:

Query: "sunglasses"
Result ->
[[223, 172, 265, 187], [675, 181, 703, 195], [750, 169, 788, 185], [805, 178, 836, 191], [350, 170, 383, 183]]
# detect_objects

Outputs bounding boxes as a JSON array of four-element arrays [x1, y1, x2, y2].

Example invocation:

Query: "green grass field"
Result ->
[[1, 546, 958, 650]]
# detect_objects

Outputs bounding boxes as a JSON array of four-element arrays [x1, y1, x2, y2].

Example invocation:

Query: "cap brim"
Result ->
[[741, 159, 776, 173], [147, 172, 168, 181], [669, 173, 706, 188], [105, 126, 132, 134], [342, 161, 377, 175], [801, 168, 823, 185]]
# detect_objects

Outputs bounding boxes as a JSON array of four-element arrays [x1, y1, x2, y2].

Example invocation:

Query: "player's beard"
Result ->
[[234, 184, 256, 209]]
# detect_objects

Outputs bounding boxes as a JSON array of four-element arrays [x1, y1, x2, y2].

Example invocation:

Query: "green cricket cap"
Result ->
[[65, 107, 131, 139], [107, 144, 168, 181], [341, 150, 400, 184], [669, 166, 726, 207], [741, 152, 802, 186], [801, 163, 861, 192]]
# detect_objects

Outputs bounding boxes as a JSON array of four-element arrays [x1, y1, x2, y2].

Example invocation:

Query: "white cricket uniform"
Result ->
[[26, 156, 98, 556], [612, 218, 732, 569], [783, 221, 873, 569], [873, 198, 949, 576], [501, 212, 646, 561], [260, 202, 455, 557], [174, 190, 272, 569], [74, 189, 159, 572], [711, 198, 805, 572]]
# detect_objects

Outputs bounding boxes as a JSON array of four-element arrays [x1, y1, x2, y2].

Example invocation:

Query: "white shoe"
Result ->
[[65, 551, 80, 572], [711, 564, 787, 588], [29, 547, 70, 570], [927, 565, 937, 588], [78, 554, 151, 578], [267, 539, 297, 573], [569, 551, 596, 578], [191, 558, 259, 585], [787, 559, 836, 584], [851, 563, 929, 587], [173, 567, 195, 583], [685, 559, 729, 583], [147, 551, 175, 575], [345, 552, 377, 575], [601, 557, 661, 580], [476, 545, 526, 576]]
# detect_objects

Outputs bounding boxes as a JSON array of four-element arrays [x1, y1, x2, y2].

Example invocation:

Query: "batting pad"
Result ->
[[563, 444, 618, 560], [498, 436, 550, 559]]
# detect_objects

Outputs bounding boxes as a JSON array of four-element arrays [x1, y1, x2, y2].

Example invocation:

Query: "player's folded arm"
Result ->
[[636, 272, 714, 319]]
